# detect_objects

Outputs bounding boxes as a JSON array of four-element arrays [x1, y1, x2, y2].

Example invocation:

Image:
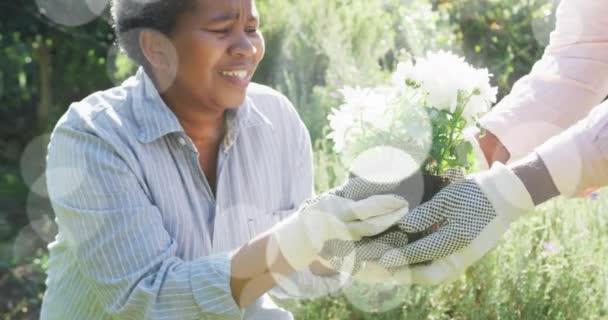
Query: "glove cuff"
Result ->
[[272, 213, 318, 271], [473, 162, 535, 221]]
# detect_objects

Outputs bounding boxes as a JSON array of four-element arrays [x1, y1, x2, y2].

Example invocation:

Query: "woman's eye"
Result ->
[[210, 29, 230, 34], [246, 27, 258, 33]]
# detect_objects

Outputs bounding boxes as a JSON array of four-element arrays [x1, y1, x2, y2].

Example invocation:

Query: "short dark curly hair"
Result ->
[[111, 0, 197, 67]]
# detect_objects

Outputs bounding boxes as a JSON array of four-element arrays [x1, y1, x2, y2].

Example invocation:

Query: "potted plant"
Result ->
[[320, 51, 497, 270]]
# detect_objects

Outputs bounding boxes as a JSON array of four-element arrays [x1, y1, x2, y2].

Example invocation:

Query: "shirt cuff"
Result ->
[[535, 105, 608, 197], [190, 253, 243, 319], [474, 162, 535, 220], [535, 133, 582, 197]]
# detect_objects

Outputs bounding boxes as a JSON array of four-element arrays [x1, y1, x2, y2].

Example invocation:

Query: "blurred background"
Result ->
[[2, 0, 608, 319]]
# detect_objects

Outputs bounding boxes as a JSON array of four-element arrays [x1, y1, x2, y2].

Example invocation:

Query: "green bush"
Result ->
[[443, 0, 557, 98], [256, 0, 396, 145]]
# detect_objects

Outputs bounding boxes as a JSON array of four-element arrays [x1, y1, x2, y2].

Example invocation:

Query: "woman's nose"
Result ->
[[229, 31, 257, 57]]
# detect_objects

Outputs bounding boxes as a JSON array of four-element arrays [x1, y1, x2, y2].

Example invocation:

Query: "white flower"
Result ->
[[327, 107, 355, 153], [392, 60, 415, 87], [341, 87, 394, 129], [464, 95, 491, 123], [393, 51, 498, 122], [328, 86, 394, 152], [329, 50, 497, 157]]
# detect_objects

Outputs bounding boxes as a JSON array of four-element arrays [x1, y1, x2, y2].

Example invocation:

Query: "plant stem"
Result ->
[[436, 91, 475, 173]]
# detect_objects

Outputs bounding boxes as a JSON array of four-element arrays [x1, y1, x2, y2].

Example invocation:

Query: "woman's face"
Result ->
[[167, 0, 265, 111]]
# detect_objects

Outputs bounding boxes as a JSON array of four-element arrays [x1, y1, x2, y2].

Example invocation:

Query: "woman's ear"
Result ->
[[139, 29, 179, 92], [139, 30, 176, 71]]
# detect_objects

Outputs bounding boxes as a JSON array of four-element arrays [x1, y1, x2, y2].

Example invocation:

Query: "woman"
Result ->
[[40, 0, 408, 319]]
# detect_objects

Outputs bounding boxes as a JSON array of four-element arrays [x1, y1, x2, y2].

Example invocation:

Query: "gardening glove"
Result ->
[[375, 162, 535, 285], [319, 168, 464, 274], [316, 172, 422, 274], [320, 228, 410, 275], [272, 193, 409, 271]]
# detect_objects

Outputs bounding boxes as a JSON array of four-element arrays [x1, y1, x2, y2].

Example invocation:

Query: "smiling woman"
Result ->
[[119, 0, 265, 190], [113, 0, 264, 110], [39, 0, 409, 319]]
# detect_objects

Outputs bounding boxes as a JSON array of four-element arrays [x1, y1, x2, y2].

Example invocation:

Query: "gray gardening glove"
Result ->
[[319, 168, 464, 274], [354, 163, 535, 285]]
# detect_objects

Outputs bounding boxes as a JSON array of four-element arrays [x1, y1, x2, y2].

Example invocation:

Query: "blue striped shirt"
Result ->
[[41, 68, 335, 319]]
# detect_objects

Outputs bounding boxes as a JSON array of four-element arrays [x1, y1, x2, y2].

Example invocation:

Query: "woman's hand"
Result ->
[[230, 193, 408, 307], [273, 194, 409, 271], [477, 128, 511, 165], [374, 162, 537, 285]]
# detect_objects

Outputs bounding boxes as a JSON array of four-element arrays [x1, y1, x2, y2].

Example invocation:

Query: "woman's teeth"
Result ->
[[221, 70, 248, 79]]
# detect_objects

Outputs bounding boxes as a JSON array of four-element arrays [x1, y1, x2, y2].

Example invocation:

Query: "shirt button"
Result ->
[[178, 137, 187, 146]]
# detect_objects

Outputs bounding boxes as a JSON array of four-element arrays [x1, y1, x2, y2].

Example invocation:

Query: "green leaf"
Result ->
[[455, 141, 474, 168]]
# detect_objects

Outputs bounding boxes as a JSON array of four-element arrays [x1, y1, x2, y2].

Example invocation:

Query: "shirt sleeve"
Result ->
[[46, 123, 242, 319], [478, 0, 608, 161], [535, 102, 608, 197]]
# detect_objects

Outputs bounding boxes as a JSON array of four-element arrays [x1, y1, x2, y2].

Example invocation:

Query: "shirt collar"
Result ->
[[132, 68, 273, 146], [133, 69, 184, 143]]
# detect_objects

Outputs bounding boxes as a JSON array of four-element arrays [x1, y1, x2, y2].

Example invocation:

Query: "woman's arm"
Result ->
[[362, 103, 608, 285], [47, 124, 244, 319], [478, 0, 608, 163], [534, 101, 608, 198], [48, 121, 408, 314]]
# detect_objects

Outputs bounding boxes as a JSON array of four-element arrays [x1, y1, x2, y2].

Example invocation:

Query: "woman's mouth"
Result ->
[[220, 69, 251, 88]]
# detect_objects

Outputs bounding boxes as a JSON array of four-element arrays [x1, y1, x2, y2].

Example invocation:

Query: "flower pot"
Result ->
[[336, 169, 454, 230], [373, 173, 452, 243]]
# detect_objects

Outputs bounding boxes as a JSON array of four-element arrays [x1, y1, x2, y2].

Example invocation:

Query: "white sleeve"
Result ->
[[536, 101, 608, 197], [479, 0, 608, 161]]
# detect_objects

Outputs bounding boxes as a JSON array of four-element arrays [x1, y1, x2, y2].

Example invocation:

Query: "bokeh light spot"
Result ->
[[36, 0, 111, 27]]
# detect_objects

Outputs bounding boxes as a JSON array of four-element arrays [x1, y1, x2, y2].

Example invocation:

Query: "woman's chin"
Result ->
[[222, 101, 246, 111], [219, 91, 248, 109]]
